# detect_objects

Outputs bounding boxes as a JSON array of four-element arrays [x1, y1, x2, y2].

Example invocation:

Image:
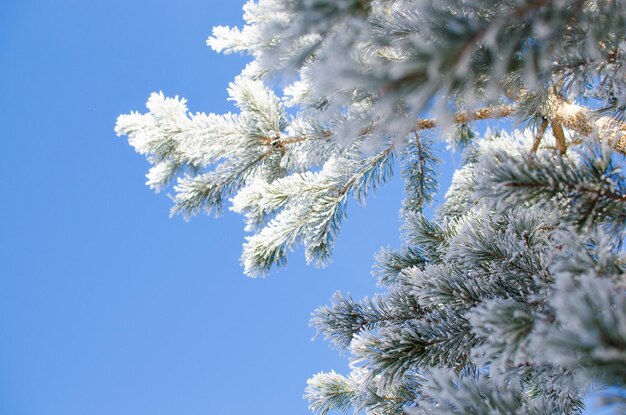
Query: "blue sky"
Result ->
[[0, 1, 426, 414]]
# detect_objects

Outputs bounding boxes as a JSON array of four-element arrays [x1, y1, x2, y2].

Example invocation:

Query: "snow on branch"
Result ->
[[118, 2, 626, 413]]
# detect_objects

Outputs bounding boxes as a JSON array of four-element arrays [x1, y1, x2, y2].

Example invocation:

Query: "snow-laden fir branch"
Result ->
[[117, 1, 626, 413], [117, 88, 625, 275], [306, 369, 422, 415], [206, 0, 626, 147], [119, 0, 626, 276], [475, 138, 626, 231], [234, 146, 395, 276], [307, 134, 625, 415]]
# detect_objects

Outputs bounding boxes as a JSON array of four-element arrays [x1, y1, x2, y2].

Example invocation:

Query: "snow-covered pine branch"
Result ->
[[117, 1, 626, 413], [309, 134, 624, 414]]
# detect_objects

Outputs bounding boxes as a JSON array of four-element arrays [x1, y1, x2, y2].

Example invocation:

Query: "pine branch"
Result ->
[[256, 101, 625, 160], [311, 291, 422, 352], [475, 143, 626, 230]]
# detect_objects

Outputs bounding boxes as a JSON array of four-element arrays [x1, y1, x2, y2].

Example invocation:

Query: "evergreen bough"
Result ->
[[117, 1, 626, 413]]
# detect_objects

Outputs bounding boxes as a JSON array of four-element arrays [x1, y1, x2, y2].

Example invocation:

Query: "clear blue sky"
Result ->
[[0, 1, 608, 414]]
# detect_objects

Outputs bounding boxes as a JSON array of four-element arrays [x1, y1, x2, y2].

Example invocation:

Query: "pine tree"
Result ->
[[117, 1, 626, 413]]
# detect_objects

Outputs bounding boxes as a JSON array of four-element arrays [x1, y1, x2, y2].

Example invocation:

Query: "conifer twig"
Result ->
[[414, 105, 517, 131], [531, 118, 549, 154]]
